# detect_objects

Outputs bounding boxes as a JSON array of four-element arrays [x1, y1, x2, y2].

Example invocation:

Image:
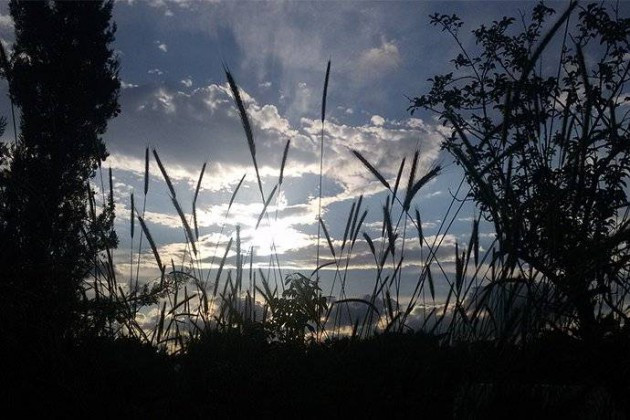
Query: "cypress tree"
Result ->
[[0, 0, 120, 344]]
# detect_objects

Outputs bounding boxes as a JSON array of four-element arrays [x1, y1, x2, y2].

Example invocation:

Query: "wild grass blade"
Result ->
[[404, 151, 419, 206], [519, 1, 578, 84], [144, 146, 150, 195], [414, 207, 423, 246], [279, 139, 290, 186], [228, 174, 246, 212], [316, 61, 331, 277], [321, 60, 331, 123], [403, 165, 441, 212], [152, 149, 176, 198], [472, 217, 480, 267], [172, 196, 198, 255], [137, 213, 162, 270], [392, 157, 406, 202], [129, 191, 135, 289], [224, 67, 264, 199], [363, 232, 376, 261], [427, 264, 435, 301], [130, 192, 135, 239], [310, 261, 336, 278], [340, 201, 355, 254], [330, 298, 380, 318], [348, 195, 363, 245], [319, 217, 336, 259], [213, 237, 233, 297], [383, 205, 396, 257], [352, 149, 390, 190], [255, 185, 278, 229], [192, 162, 207, 240], [108, 167, 114, 209], [350, 210, 368, 248]]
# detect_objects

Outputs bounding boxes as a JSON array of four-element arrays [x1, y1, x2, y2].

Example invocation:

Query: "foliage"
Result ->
[[410, 1, 630, 339], [264, 274, 328, 343], [0, 0, 120, 342]]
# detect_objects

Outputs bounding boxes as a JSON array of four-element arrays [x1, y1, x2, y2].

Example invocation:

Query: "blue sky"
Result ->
[[1, 0, 622, 301]]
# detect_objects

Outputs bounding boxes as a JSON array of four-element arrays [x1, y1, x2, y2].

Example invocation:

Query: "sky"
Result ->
[[1, 0, 625, 303]]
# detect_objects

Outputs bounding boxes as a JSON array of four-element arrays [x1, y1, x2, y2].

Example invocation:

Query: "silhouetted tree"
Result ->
[[0, 0, 120, 344], [411, 2, 630, 340]]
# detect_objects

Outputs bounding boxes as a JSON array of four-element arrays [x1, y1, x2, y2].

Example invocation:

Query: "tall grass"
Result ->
[[82, 64, 568, 353], [88, 2, 630, 348], [315, 60, 331, 284]]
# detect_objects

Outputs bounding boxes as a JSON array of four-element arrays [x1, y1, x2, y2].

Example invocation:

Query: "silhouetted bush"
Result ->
[[410, 1, 630, 341]]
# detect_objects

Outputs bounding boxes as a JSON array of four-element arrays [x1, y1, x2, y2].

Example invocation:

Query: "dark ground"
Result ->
[[3, 331, 630, 418]]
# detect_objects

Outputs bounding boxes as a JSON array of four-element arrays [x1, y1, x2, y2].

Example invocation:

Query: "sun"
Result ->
[[246, 221, 310, 256]]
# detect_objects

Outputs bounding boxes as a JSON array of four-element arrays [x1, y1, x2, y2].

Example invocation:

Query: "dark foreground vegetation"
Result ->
[[2, 0, 630, 417], [5, 331, 630, 417]]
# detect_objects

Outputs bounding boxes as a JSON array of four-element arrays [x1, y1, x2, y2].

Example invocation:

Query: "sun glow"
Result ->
[[245, 221, 311, 256]]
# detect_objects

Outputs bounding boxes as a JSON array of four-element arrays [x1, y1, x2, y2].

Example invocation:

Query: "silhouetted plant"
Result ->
[[264, 274, 327, 343], [0, 0, 120, 344], [410, 1, 630, 340]]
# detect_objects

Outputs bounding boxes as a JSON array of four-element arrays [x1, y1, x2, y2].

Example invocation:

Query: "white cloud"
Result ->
[[358, 38, 401, 78], [151, 88, 176, 114], [121, 81, 139, 89], [370, 115, 385, 126], [148, 68, 164, 75], [180, 77, 193, 88], [156, 42, 168, 53], [109, 82, 442, 196], [258, 81, 272, 89], [300, 115, 442, 203], [336, 106, 354, 115], [422, 190, 442, 199]]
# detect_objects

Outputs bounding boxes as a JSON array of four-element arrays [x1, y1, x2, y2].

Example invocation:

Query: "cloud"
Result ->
[[180, 77, 193, 88], [422, 190, 442, 199], [370, 115, 385, 126], [107, 80, 443, 205], [121, 81, 139, 89], [358, 38, 401, 79], [104, 81, 446, 289], [300, 114, 442, 201], [148, 68, 164, 75], [138, 1, 427, 120], [157, 42, 168, 53]]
